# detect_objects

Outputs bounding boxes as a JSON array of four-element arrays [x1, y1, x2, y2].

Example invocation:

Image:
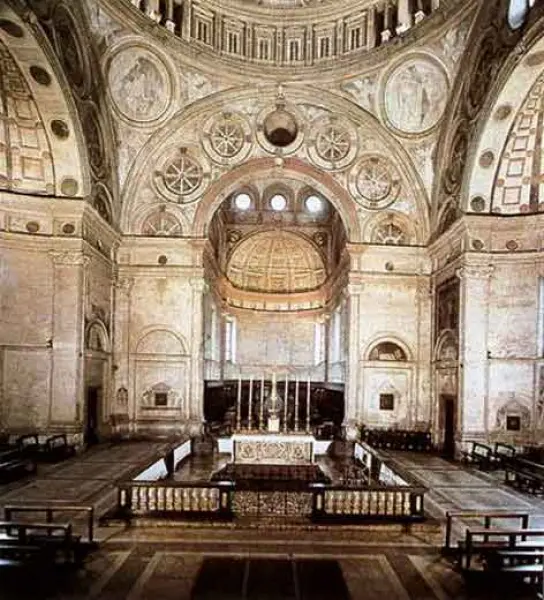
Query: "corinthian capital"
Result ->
[[49, 251, 89, 266], [115, 276, 134, 295], [456, 264, 494, 281]]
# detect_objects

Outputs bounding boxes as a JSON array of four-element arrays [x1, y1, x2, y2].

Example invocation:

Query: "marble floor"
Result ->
[[1, 442, 544, 599]]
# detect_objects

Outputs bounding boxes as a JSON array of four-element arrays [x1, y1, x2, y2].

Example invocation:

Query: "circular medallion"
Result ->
[[470, 196, 486, 213], [202, 112, 252, 165], [349, 156, 400, 210], [0, 19, 24, 38], [256, 103, 304, 155], [51, 119, 70, 139], [30, 65, 51, 86], [383, 55, 449, 135], [107, 46, 172, 125], [479, 151, 494, 168], [60, 177, 79, 196], [164, 154, 202, 196], [494, 104, 513, 121], [154, 147, 208, 204], [308, 115, 358, 171]]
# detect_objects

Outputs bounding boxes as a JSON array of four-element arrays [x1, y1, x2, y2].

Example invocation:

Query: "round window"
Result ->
[[270, 194, 287, 211], [305, 195, 323, 213], [234, 193, 251, 210]]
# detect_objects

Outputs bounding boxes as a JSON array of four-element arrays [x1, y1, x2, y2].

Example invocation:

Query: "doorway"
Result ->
[[85, 386, 100, 445], [441, 394, 456, 458]]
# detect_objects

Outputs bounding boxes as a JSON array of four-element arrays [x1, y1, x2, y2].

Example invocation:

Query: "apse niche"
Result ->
[[206, 179, 348, 312], [203, 178, 349, 377]]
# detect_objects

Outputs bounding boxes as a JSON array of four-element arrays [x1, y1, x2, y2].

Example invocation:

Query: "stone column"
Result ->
[[457, 264, 494, 440], [344, 282, 363, 439], [188, 277, 206, 433], [48, 251, 88, 432]]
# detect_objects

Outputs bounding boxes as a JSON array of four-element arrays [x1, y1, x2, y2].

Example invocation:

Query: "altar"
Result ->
[[217, 433, 333, 465]]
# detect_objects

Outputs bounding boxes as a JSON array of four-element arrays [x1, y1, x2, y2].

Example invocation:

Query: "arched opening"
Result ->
[[202, 175, 349, 436], [84, 320, 110, 446]]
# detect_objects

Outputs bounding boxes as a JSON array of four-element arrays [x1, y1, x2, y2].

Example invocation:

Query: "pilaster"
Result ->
[[457, 262, 494, 437]]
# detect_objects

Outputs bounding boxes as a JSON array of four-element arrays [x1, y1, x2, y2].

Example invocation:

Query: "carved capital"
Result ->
[[49, 251, 89, 266], [456, 264, 494, 281], [115, 276, 134, 295], [347, 282, 364, 296], [189, 277, 207, 293]]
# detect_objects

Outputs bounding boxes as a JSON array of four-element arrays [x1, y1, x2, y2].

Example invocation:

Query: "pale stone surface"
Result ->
[[0, 0, 542, 453]]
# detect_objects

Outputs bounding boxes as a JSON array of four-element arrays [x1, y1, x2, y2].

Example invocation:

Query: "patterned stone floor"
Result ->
[[1, 444, 544, 599]]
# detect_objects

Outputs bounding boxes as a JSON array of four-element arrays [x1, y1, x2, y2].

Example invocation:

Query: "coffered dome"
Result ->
[[226, 230, 326, 294]]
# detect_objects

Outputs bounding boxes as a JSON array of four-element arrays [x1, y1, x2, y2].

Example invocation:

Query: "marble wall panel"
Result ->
[[0, 246, 53, 345], [1, 348, 50, 429], [362, 367, 412, 428], [236, 314, 315, 369], [488, 262, 538, 358]]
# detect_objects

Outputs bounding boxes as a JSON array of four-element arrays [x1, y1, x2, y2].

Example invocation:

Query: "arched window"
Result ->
[[369, 341, 407, 361], [508, 0, 535, 30]]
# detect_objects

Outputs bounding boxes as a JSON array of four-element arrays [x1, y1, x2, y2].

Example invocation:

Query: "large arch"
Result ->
[[120, 83, 431, 243], [192, 157, 362, 242]]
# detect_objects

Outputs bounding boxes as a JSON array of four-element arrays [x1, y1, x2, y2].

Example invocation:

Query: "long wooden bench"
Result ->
[[490, 442, 516, 469], [505, 458, 544, 494], [42, 434, 76, 462], [0, 447, 36, 482], [461, 442, 492, 470], [461, 528, 544, 570], [3, 504, 95, 545], [0, 521, 80, 567], [443, 510, 530, 556]]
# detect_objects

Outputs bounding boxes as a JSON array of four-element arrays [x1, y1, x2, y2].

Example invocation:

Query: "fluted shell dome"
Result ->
[[227, 230, 326, 293]]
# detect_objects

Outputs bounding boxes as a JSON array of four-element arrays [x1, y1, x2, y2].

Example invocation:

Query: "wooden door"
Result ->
[[441, 394, 456, 458], [85, 386, 100, 445]]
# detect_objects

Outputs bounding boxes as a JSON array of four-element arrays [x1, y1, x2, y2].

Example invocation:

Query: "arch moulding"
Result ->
[[192, 157, 362, 243]]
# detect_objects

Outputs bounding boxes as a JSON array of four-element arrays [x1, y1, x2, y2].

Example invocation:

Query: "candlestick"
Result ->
[[294, 378, 299, 432], [248, 375, 253, 431], [259, 375, 264, 431], [283, 374, 289, 432], [236, 375, 242, 432], [306, 378, 311, 433]]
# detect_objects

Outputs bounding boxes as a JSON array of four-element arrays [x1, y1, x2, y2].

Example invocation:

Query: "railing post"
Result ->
[[88, 507, 94, 543]]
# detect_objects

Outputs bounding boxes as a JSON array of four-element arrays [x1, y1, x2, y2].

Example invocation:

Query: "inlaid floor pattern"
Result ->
[[1, 443, 544, 599]]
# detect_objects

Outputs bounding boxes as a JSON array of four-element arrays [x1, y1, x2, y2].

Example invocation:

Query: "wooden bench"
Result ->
[[461, 528, 544, 570], [0, 447, 36, 482], [0, 521, 80, 567], [505, 458, 544, 494], [490, 442, 516, 469], [461, 442, 492, 470], [42, 435, 76, 462], [443, 510, 530, 556], [16, 434, 42, 459], [3, 504, 95, 546]]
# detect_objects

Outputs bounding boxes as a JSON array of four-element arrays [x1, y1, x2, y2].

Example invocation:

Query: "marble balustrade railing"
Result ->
[[124, 0, 445, 66], [118, 479, 425, 519]]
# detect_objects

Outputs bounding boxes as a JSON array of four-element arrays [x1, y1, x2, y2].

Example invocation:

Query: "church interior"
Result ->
[[1, 0, 544, 598]]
